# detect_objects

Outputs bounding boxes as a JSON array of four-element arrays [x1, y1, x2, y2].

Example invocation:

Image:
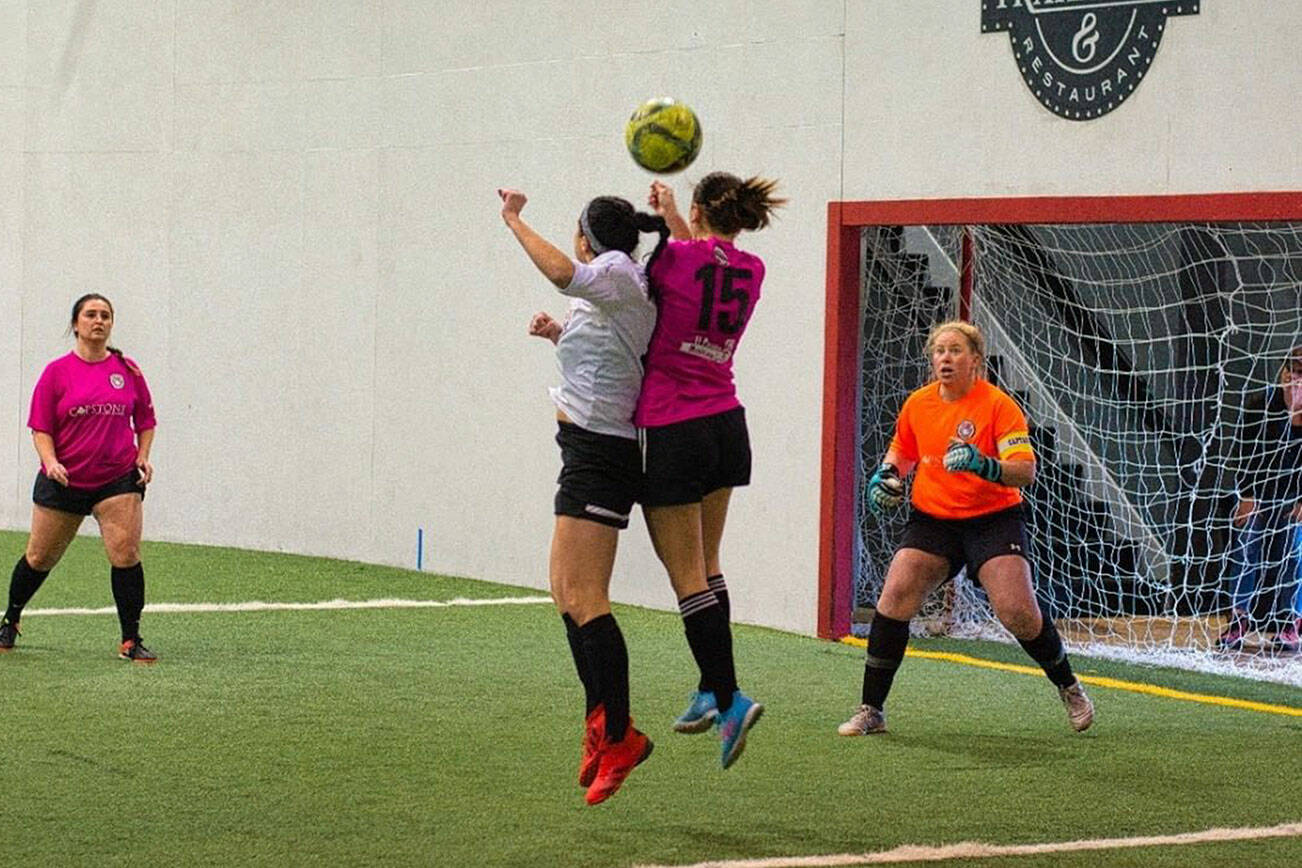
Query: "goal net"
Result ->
[[848, 199, 1302, 686]]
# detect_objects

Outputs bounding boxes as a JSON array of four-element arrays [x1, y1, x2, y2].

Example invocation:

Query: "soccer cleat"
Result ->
[[118, 638, 158, 664], [0, 619, 19, 652], [672, 690, 718, 734], [578, 705, 605, 788], [1272, 622, 1300, 654], [717, 691, 764, 770], [585, 725, 653, 806], [1214, 612, 1249, 652], [1058, 680, 1094, 732], [837, 703, 887, 736]]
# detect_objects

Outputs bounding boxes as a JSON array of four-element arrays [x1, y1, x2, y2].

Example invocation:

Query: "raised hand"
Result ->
[[498, 188, 528, 219]]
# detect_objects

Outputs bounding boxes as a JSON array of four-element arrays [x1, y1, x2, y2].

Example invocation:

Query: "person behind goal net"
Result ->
[[839, 320, 1094, 736], [1218, 344, 1302, 654]]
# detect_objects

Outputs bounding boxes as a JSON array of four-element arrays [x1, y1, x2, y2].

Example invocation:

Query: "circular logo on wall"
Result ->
[[981, 0, 1199, 121], [109, 373, 125, 389]]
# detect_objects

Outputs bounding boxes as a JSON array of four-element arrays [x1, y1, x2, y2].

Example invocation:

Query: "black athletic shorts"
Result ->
[[33, 469, 145, 517], [899, 504, 1030, 583], [554, 421, 642, 529], [640, 406, 751, 507]]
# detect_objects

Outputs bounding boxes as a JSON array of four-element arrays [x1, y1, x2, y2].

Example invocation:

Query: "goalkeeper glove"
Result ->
[[867, 462, 904, 515], [943, 442, 1003, 483]]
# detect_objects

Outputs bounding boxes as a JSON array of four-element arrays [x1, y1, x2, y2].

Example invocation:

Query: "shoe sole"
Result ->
[[586, 738, 654, 806], [119, 655, 158, 664], [672, 711, 717, 734], [837, 722, 886, 736], [721, 703, 764, 770]]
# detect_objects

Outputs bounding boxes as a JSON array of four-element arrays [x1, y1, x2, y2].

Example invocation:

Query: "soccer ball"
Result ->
[[624, 97, 702, 174]]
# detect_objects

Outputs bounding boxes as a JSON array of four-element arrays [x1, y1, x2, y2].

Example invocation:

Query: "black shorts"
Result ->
[[899, 504, 1029, 583], [33, 469, 145, 517], [640, 407, 751, 507], [554, 421, 642, 529]]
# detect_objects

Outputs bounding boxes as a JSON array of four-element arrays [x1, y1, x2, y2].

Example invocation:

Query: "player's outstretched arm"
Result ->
[[498, 188, 575, 289]]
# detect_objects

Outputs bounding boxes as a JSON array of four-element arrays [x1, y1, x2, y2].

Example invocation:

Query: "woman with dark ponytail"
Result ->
[[0, 294, 158, 663], [639, 172, 784, 770], [497, 187, 666, 806]]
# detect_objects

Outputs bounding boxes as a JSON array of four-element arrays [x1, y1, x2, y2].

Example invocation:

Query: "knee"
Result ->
[[23, 546, 59, 573], [999, 605, 1042, 641], [106, 544, 141, 569]]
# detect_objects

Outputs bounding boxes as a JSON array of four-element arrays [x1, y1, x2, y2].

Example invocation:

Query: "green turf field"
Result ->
[[0, 531, 1298, 867]]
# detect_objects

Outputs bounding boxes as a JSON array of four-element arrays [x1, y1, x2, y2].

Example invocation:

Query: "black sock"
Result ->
[[563, 613, 601, 715], [707, 574, 729, 621], [579, 614, 630, 742], [5, 556, 50, 623], [679, 589, 738, 713], [110, 563, 145, 642], [861, 612, 910, 709], [1017, 603, 1076, 689], [697, 575, 731, 691]]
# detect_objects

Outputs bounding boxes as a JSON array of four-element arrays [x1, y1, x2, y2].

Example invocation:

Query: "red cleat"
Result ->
[[578, 705, 605, 788], [118, 638, 158, 664], [585, 724, 653, 806]]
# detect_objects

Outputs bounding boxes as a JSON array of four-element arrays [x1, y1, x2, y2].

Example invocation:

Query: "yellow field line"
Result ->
[[838, 636, 1302, 718]]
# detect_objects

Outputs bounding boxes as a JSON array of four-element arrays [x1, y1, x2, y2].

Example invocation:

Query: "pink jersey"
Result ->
[[28, 351, 157, 489], [635, 238, 765, 427]]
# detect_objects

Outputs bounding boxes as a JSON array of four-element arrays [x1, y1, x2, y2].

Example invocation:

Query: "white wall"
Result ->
[[2, 1, 1298, 636]]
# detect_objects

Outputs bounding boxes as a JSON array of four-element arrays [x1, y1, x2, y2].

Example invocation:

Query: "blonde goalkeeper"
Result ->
[[839, 320, 1095, 736]]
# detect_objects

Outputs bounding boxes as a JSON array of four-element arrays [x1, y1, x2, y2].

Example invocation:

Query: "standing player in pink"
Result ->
[[640, 172, 784, 769], [0, 294, 158, 662]]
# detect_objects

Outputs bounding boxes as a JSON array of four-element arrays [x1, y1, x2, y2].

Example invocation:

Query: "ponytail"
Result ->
[[694, 172, 786, 236], [633, 211, 670, 297]]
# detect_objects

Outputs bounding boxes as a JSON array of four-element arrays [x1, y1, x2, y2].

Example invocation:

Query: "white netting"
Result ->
[[856, 221, 1302, 687]]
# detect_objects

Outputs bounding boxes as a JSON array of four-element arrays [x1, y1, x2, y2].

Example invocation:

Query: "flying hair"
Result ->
[[693, 172, 786, 236]]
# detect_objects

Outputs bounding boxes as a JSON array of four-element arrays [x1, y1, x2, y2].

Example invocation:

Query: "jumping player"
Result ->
[[640, 173, 784, 768], [1, 294, 158, 662], [839, 319, 1094, 736], [498, 187, 667, 805]]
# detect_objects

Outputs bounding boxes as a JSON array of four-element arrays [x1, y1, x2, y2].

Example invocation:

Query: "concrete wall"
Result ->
[[2, 1, 1298, 635]]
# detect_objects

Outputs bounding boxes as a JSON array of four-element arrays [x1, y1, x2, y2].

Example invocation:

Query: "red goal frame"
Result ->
[[818, 192, 1302, 640]]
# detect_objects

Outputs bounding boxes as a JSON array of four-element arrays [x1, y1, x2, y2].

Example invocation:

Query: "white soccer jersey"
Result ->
[[550, 250, 656, 439]]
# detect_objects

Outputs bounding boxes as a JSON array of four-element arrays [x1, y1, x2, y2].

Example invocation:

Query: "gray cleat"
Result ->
[[1059, 680, 1095, 732], [837, 703, 887, 736]]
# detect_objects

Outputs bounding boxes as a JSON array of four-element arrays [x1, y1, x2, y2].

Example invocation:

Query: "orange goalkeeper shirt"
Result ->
[[890, 378, 1035, 519]]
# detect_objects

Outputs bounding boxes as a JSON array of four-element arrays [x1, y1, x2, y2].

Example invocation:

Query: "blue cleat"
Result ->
[[717, 691, 763, 769], [672, 690, 718, 734]]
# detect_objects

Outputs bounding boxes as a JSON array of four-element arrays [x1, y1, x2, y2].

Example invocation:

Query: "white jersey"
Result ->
[[550, 250, 656, 439]]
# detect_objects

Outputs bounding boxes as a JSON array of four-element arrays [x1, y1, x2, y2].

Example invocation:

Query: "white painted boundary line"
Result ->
[[26, 596, 555, 617], [632, 821, 1302, 868]]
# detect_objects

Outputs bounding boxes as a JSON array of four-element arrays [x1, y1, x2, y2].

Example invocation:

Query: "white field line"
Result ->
[[632, 821, 1302, 868], [25, 596, 554, 617]]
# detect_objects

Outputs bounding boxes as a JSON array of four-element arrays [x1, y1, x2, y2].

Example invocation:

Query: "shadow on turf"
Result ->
[[880, 733, 1078, 769]]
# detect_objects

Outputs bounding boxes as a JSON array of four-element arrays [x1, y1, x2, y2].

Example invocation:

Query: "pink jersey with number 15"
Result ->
[[634, 238, 765, 427]]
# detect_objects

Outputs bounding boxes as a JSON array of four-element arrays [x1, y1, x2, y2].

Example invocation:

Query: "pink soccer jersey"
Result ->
[[28, 352, 157, 489], [635, 238, 765, 427]]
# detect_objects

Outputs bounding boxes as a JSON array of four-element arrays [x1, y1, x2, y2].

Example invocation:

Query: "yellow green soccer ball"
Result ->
[[624, 97, 702, 174]]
